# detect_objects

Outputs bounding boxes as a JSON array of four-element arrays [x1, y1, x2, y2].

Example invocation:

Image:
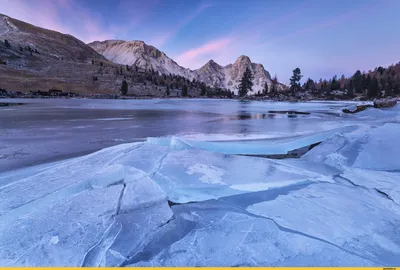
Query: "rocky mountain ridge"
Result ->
[[89, 40, 285, 94]]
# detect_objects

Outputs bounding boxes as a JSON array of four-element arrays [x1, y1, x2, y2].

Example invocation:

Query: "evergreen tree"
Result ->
[[200, 85, 206, 96], [270, 75, 278, 95], [364, 74, 372, 91], [120, 80, 128, 95], [330, 75, 340, 90], [289, 67, 302, 93], [367, 77, 379, 98], [386, 78, 394, 97], [182, 85, 188, 97], [263, 82, 269, 95], [347, 79, 354, 97], [304, 78, 315, 91], [352, 70, 363, 93], [238, 67, 253, 97], [166, 85, 170, 96]]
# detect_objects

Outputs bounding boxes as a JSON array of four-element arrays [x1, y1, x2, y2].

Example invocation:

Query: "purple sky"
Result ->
[[1, 0, 400, 82]]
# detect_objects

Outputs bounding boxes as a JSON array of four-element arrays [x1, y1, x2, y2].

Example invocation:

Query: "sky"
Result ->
[[1, 0, 400, 83]]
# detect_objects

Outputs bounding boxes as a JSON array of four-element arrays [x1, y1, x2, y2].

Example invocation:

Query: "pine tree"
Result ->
[[270, 75, 278, 95], [238, 67, 253, 97], [120, 80, 128, 95], [263, 82, 269, 95], [182, 85, 188, 97], [367, 77, 379, 98], [200, 85, 206, 96], [289, 67, 302, 93], [347, 79, 354, 97], [330, 75, 340, 91], [352, 70, 363, 93], [166, 85, 170, 96], [364, 74, 372, 92]]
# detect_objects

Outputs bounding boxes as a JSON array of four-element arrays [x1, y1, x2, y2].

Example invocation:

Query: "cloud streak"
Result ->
[[175, 38, 233, 68], [150, 3, 212, 47]]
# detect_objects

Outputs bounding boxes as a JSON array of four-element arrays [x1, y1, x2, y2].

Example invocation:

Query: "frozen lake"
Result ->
[[1, 98, 358, 172], [1, 98, 400, 266]]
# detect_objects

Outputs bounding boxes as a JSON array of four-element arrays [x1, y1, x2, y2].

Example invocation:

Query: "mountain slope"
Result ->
[[0, 13, 104, 62], [0, 14, 123, 94], [89, 40, 285, 94]]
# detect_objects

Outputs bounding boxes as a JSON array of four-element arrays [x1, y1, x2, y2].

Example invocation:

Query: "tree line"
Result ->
[[289, 64, 400, 98], [236, 62, 400, 99], [92, 60, 234, 97]]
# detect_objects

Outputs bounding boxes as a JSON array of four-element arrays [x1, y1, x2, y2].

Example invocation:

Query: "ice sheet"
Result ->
[[147, 125, 359, 155]]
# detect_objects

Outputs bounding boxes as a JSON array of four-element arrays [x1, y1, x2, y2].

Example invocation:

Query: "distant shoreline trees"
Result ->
[[286, 62, 400, 99]]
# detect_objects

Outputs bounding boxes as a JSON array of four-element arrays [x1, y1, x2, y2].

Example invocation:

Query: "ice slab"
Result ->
[[303, 123, 400, 171], [0, 186, 121, 266], [147, 125, 359, 155], [0, 142, 173, 267], [0, 143, 143, 216], [152, 148, 335, 203], [246, 183, 400, 265], [339, 168, 400, 205], [130, 200, 377, 267]]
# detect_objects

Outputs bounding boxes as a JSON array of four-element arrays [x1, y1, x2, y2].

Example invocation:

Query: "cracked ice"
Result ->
[[0, 105, 400, 266]]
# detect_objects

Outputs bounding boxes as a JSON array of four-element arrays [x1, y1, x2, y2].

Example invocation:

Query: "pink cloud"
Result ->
[[175, 38, 233, 69]]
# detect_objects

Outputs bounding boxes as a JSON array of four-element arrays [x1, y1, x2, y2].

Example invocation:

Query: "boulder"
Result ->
[[342, 104, 373, 114], [373, 98, 397, 108]]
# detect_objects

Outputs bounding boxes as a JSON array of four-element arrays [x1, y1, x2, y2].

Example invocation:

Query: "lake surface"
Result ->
[[0, 98, 359, 172]]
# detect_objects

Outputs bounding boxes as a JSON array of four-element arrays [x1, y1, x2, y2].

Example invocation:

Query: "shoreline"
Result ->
[[0, 94, 382, 102]]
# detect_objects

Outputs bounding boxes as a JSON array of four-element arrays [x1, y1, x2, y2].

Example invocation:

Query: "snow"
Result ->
[[1, 104, 400, 266], [186, 164, 226, 185]]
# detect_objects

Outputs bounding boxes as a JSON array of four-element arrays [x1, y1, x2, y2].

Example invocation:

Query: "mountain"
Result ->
[[0, 14, 104, 62], [0, 14, 121, 95], [194, 55, 282, 94], [88, 40, 195, 80], [89, 40, 284, 94], [0, 14, 284, 97]]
